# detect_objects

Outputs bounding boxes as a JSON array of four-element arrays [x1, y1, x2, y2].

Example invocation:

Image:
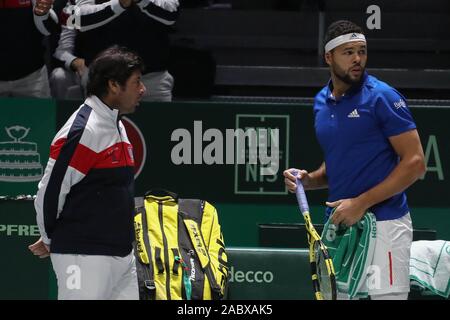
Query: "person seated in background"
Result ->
[[0, 0, 58, 98], [43, 0, 82, 99], [49, 2, 86, 100], [49, 0, 179, 101]]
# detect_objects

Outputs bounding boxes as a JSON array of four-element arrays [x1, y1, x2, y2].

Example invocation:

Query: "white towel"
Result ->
[[410, 240, 450, 298]]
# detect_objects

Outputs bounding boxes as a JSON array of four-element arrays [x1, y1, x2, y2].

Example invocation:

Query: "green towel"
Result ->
[[322, 212, 377, 298]]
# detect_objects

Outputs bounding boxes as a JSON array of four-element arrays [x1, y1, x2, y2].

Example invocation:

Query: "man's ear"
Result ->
[[108, 79, 120, 95], [324, 51, 332, 66]]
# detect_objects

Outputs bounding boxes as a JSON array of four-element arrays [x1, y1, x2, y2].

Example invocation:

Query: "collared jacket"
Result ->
[[0, 0, 58, 80], [35, 95, 135, 256]]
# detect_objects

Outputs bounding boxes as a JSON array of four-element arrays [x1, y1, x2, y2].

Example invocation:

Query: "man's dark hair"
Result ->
[[324, 20, 364, 49], [86, 46, 145, 98]]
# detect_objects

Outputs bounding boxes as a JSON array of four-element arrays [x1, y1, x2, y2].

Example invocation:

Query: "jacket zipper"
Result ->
[[117, 122, 128, 166], [158, 202, 171, 300]]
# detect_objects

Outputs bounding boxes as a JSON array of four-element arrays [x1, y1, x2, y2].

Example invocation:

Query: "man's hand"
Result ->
[[327, 198, 367, 227], [283, 168, 311, 193], [28, 237, 50, 259], [119, 0, 133, 8], [34, 0, 54, 16], [70, 58, 87, 77]]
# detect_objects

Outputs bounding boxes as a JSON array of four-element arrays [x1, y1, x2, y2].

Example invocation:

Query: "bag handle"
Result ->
[[145, 189, 178, 201]]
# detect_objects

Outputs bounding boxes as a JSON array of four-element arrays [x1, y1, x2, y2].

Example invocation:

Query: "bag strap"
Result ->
[[135, 197, 156, 300], [179, 199, 223, 300], [178, 199, 204, 223]]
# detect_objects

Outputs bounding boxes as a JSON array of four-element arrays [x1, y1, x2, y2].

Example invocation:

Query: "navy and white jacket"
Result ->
[[35, 96, 135, 257], [56, 0, 179, 70], [0, 0, 58, 80]]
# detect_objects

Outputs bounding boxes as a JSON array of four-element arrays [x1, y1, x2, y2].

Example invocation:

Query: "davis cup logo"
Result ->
[[122, 117, 147, 179]]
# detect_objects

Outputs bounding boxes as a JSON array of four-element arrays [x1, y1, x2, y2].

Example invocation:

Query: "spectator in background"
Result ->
[[49, 0, 179, 101], [49, 5, 85, 99], [0, 0, 58, 98]]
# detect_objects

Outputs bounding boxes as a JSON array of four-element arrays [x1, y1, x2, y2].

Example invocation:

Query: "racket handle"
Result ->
[[291, 170, 310, 214]]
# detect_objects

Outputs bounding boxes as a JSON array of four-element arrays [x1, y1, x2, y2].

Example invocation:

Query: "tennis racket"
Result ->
[[292, 170, 337, 300]]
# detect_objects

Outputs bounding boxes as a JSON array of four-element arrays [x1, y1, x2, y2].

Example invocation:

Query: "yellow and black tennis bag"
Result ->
[[133, 190, 229, 300]]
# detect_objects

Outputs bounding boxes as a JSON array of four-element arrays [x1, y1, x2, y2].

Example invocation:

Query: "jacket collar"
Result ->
[[84, 95, 120, 122]]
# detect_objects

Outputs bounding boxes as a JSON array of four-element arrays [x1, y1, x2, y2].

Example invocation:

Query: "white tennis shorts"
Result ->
[[50, 251, 138, 300], [367, 213, 413, 296]]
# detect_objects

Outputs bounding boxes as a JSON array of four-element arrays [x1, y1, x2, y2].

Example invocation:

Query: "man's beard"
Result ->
[[332, 64, 365, 85]]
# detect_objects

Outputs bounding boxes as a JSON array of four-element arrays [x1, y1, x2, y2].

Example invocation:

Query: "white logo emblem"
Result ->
[[393, 99, 406, 109], [347, 109, 360, 118], [0, 126, 43, 182], [127, 145, 134, 163]]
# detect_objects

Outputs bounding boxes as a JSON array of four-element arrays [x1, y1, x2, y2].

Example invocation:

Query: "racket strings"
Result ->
[[315, 244, 334, 300]]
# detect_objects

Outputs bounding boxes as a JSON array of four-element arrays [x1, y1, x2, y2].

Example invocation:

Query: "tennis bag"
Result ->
[[133, 190, 229, 300]]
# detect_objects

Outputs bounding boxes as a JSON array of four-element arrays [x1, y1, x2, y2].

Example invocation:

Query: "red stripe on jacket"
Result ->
[[93, 142, 135, 169], [69, 143, 97, 175], [50, 138, 134, 175], [49, 138, 67, 160]]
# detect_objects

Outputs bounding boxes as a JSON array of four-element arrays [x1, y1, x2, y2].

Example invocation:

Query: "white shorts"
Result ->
[[367, 213, 413, 296], [50, 251, 138, 300]]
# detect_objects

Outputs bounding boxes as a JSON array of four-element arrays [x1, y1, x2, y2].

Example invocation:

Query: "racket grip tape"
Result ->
[[291, 170, 310, 214]]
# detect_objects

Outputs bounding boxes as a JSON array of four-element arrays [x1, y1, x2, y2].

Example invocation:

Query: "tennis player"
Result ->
[[284, 20, 426, 300], [29, 46, 146, 299]]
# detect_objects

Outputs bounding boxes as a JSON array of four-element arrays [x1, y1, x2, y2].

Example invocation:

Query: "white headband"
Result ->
[[324, 33, 366, 53]]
